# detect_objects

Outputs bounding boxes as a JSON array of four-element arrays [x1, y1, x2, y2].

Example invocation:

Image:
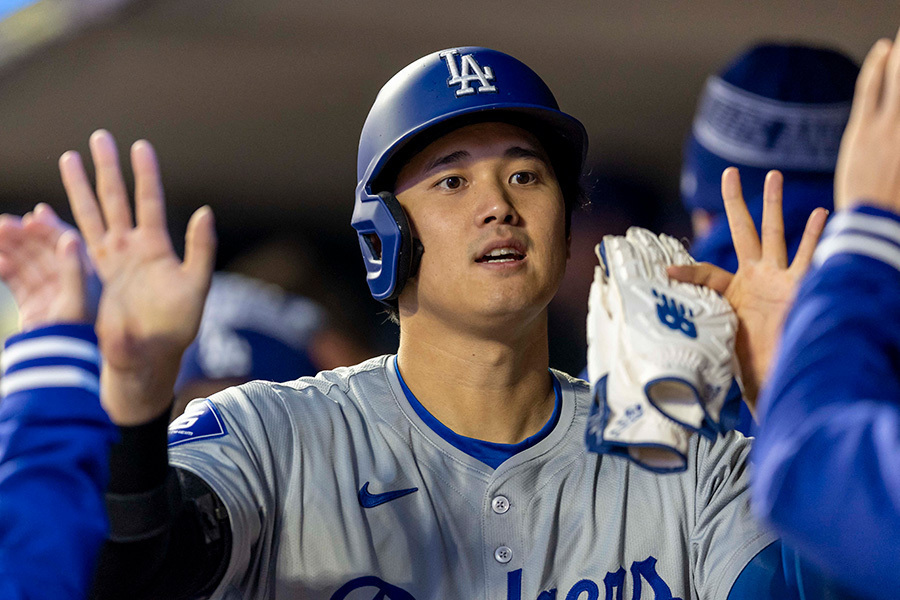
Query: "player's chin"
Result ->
[[476, 284, 555, 320]]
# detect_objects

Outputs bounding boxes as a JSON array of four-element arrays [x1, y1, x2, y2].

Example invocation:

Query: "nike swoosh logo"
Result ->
[[358, 481, 419, 508]]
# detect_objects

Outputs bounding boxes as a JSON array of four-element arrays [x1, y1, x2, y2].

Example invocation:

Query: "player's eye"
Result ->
[[510, 171, 537, 185], [436, 176, 464, 190]]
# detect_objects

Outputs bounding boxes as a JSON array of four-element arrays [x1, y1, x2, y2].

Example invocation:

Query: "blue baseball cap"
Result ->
[[175, 273, 324, 392], [681, 44, 858, 215]]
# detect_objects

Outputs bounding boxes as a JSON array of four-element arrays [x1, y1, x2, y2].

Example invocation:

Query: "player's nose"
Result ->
[[475, 181, 520, 227]]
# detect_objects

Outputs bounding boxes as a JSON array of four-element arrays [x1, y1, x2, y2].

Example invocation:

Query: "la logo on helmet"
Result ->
[[439, 49, 497, 96]]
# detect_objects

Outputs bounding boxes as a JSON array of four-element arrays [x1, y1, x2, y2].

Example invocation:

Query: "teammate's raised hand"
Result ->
[[59, 130, 216, 425], [667, 168, 828, 407], [835, 30, 900, 213], [0, 203, 96, 330]]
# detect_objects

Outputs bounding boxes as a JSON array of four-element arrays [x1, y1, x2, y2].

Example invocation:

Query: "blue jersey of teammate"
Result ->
[[0, 323, 117, 600], [753, 205, 900, 599]]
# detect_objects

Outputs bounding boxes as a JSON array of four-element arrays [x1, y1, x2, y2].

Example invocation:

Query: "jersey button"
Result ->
[[494, 545, 513, 564], [491, 495, 510, 514]]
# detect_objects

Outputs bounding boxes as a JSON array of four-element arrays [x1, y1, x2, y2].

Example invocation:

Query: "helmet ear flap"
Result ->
[[378, 192, 424, 303]]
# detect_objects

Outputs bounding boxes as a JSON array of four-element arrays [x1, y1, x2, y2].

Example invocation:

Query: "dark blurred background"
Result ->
[[1, 0, 897, 373]]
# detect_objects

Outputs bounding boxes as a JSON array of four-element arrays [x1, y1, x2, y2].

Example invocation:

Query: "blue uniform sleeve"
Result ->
[[0, 323, 118, 600], [752, 205, 900, 600], [728, 541, 864, 600]]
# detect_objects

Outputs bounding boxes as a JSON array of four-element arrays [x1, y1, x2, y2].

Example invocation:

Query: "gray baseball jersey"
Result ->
[[167, 355, 775, 599]]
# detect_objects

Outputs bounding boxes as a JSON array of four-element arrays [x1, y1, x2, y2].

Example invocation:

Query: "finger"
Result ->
[[667, 262, 734, 295], [0, 217, 43, 294], [21, 218, 64, 285], [0, 215, 25, 260], [28, 204, 73, 249], [32, 203, 65, 227], [182, 206, 217, 286], [0, 213, 23, 241], [24, 206, 66, 239], [131, 140, 168, 231], [790, 207, 830, 274], [760, 170, 787, 267], [60, 150, 106, 246], [32, 203, 90, 268], [56, 230, 86, 321], [885, 29, 900, 111], [721, 167, 761, 263], [853, 38, 892, 119], [89, 129, 133, 231]]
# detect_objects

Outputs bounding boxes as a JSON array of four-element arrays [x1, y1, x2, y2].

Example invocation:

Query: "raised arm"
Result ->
[[0, 202, 116, 598], [752, 31, 900, 599], [49, 130, 233, 599], [59, 130, 216, 424]]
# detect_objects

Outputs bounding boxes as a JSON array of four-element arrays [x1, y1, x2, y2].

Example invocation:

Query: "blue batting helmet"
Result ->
[[352, 46, 588, 302]]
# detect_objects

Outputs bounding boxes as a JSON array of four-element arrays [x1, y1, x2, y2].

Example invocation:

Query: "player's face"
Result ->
[[393, 122, 568, 328]]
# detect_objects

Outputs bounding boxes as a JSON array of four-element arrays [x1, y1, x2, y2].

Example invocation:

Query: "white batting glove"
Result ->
[[585, 228, 742, 463], [585, 256, 691, 471]]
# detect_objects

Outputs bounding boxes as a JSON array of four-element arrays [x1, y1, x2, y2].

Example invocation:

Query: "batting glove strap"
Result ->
[[585, 376, 690, 473]]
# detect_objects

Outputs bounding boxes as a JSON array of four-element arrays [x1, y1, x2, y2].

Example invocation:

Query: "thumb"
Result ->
[[182, 205, 217, 289], [667, 262, 733, 294]]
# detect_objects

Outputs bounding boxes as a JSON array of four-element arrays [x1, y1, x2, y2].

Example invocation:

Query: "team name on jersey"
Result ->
[[440, 49, 498, 97], [331, 556, 677, 599]]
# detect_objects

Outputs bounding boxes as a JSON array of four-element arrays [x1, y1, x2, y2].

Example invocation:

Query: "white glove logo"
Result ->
[[652, 289, 697, 339]]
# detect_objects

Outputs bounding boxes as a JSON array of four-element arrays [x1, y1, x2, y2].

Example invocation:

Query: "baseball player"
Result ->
[[753, 31, 900, 600], [6, 48, 844, 599], [0, 206, 117, 599]]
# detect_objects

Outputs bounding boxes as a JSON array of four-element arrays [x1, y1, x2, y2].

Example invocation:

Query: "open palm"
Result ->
[[668, 168, 828, 408], [59, 130, 216, 424], [0, 204, 94, 329]]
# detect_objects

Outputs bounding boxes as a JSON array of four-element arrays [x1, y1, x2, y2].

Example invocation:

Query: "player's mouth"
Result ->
[[474, 240, 527, 265]]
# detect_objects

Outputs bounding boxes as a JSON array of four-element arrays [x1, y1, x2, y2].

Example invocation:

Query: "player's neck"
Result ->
[[396, 311, 555, 445]]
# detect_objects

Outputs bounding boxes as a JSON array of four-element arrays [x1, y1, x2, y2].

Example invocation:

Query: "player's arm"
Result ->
[[52, 130, 235, 598], [727, 541, 862, 599], [90, 407, 232, 599], [0, 218, 118, 600], [0, 325, 119, 600], [752, 33, 900, 598]]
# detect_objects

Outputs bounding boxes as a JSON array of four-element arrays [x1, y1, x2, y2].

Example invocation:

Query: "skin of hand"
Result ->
[[667, 168, 828, 410], [835, 29, 900, 213], [59, 130, 217, 426], [0, 203, 94, 329]]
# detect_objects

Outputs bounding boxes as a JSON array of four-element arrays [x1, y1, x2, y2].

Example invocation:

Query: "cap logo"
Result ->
[[439, 49, 497, 97]]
